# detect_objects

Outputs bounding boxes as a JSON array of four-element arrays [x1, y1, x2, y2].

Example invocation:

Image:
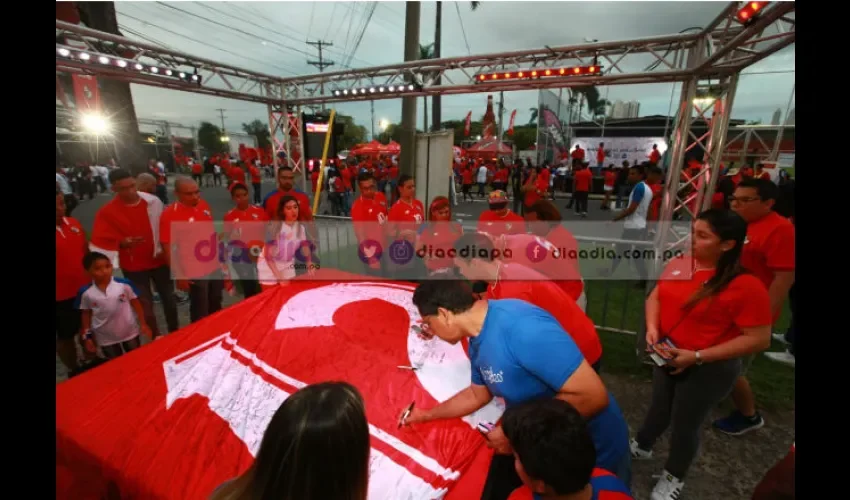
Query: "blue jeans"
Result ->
[[611, 447, 633, 490]]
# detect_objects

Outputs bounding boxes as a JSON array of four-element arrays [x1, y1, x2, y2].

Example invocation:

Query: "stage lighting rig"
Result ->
[[331, 83, 421, 98], [56, 46, 203, 85], [474, 65, 603, 83]]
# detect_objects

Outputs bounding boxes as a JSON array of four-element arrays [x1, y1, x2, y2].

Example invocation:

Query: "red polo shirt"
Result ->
[[417, 222, 463, 271], [388, 198, 425, 236], [657, 254, 772, 351], [741, 211, 795, 289], [159, 199, 219, 279], [574, 169, 592, 192], [488, 263, 601, 365], [351, 193, 389, 247], [477, 210, 525, 238], [56, 217, 90, 302], [546, 224, 584, 300], [91, 197, 163, 272]]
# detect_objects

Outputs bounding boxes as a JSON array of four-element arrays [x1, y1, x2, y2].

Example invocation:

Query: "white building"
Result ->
[[608, 100, 641, 119]]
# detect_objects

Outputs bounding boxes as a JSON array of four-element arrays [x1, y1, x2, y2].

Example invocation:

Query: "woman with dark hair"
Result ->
[[524, 199, 585, 309], [629, 209, 772, 500], [416, 196, 463, 277], [387, 174, 425, 279], [256, 195, 314, 290], [210, 382, 370, 500]]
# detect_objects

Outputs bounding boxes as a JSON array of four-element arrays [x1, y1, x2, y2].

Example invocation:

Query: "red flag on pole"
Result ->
[[71, 74, 101, 113], [507, 110, 517, 136], [464, 111, 472, 137]]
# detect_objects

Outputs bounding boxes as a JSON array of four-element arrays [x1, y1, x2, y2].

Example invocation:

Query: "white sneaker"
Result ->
[[764, 350, 795, 367], [651, 470, 685, 500], [629, 438, 653, 460], [772, 333, 790, 346]]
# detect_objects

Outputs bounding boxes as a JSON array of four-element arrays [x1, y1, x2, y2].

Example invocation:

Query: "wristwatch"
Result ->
[[695, 351, 704, 366]]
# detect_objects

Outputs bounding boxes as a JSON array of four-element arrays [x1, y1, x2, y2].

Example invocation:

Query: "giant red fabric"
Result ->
[[56, 270, 501, 499]]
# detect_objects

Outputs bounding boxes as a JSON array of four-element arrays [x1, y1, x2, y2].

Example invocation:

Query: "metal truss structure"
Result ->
[[56, 1, 794, 238]]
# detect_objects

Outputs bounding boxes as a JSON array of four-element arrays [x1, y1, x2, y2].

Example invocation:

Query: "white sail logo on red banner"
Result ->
[[163, 282, 504, 500]]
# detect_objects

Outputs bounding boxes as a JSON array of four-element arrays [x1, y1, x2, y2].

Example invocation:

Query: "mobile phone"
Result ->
[[476, 422, 495, 436], [649, 338, 677, 366]]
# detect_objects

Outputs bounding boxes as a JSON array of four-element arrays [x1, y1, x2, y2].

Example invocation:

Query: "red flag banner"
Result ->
[[508, 110, 517, 136], [56, 270, 503, 499], [464, 111, 472, 137], [71, 74, 100, 113]]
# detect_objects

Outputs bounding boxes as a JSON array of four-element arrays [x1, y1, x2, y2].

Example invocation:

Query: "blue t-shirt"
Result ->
[[469, 299, 629, 472]]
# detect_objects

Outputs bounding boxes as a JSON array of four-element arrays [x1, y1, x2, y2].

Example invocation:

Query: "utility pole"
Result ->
[[399, 1, 421, 177], [432, 1, 442, 131], [216, 108, 227, 131], [307, 40, 335, 111]]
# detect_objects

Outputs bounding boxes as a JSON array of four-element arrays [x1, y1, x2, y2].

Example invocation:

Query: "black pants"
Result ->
[[252, 182, 262, 205], [477, 182, 487, 197], [232, 262, 261, 299], [611, 228, 648, 281], [56, 298, 82, 341], [784, 283, 796, 355], [192, 174, 203, 184], [462, 184, 472, 201], [636, 360, 742, 479], [122, 265, 180, 337], [155, 184, 169, 205], [101, 336, 141, 359], [573, 191, 589, 213], [63, 194, 78, 218], [481, 454, 523, 500], [189, 269, 224, 322], [329, 192, 344, 216], [213, 173, 222, 186]]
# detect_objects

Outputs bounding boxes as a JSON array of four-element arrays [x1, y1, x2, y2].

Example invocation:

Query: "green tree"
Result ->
[[336, 114, 368, 150], [197, 121, 228, 154], [241, 119, 271, 149], [510, 126, 537, 151]]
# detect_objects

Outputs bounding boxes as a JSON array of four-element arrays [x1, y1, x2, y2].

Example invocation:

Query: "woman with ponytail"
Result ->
[[629, 209, 772, 500], [415, 196, 463, 277]]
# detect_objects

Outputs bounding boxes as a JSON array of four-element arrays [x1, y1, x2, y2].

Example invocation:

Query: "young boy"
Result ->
[[76, 252, 152, 359], [503, 399, 633, 500], [223, 182, 269, 298]]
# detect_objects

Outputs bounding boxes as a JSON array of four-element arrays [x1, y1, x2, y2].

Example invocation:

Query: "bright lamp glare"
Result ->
[[81, 114, 109, 134], [79, 53, 90, 61], [150, 67, 159, 73], [58, 48, 70, 57], [117, 60, 128, 68], [165, 69, 173, 76], [134, 63, 144, 70], [178, 72, 186, 78], [191, 75, 199, 81], [98, 56, 109, 64]]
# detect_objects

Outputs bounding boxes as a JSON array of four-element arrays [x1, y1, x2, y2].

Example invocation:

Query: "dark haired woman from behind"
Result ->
[[210, 382, 370, 500], [629, 209, 772, 500]]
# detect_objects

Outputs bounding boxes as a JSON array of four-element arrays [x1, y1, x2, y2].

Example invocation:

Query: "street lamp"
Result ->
[[220, 135, 230, 142], [378, 119, 390, 131]]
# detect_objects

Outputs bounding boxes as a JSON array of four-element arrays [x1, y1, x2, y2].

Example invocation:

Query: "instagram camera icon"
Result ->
[[389, 239, 414, 265]]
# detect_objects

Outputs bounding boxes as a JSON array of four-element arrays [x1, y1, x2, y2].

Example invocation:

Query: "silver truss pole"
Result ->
[[697, 73, 739, 212], [769, 82, 795, 162]]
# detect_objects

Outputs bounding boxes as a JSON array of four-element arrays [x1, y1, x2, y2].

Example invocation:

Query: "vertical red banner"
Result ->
[[507, 109, 517, 136], [464, 111, 472, 137], [72, 74, 101, 113]]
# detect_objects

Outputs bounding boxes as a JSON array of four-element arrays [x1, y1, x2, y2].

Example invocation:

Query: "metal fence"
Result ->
[[311, 215, 650, 343]]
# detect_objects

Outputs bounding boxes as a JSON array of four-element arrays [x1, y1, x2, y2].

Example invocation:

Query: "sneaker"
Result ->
[[629, 439, 653, 460], [772, 333, 790, 346], [764, 350, 795, 368], [651, 470, 684, 500], [175, 291, 190, 304], [712, 410, 765, 436]]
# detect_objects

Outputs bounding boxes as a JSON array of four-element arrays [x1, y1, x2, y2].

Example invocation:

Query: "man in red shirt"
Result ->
[[160, 177, 225, 322], [56, 191, 91, 374], [223, 183, 269, 299], [461, 165, 474, 202], [90, 169, 179, 339], [649, 144, 662, 165], [571, 144, 585, 163], [602, 165, 616, 210], [572, 162, 593, 217], [504, 399, 633, 500], [351, 171, 389, 276], [262, 166, 313, 222], [453, 233, 602, 370], [478, 190, 525, 238], [596, 142, 606, 175], [713, 178, 795, 437], [248, 161, 263, 205], [191, 161, 203, 184], [646, 165, 664, 222]]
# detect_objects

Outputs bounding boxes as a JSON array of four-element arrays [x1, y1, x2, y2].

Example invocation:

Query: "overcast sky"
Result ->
[[116, 1, 795, 138]]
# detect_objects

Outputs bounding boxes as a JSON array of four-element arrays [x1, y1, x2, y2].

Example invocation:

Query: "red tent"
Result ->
[[381, 140, 401, 154], [349, 140, 384, 155], [465, 138, 512, 159]]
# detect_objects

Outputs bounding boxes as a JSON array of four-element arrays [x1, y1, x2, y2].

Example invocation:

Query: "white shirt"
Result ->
[[477, 166, 489, 184], [77, 278, 141, 346], [256, 222, 308, 284], [623, 181, 653, 230], [56, 173, 73, 195], [214, 165, 222, 174]]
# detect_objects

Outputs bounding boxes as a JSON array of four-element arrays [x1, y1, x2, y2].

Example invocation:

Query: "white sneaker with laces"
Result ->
[[629, 438, 653, 460], [764, 350, 795, 367], [651, 470, 685, 500]]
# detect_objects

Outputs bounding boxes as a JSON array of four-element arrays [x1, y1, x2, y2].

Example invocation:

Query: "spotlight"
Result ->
[[191, 74, 199, 82], [79, 52, 91, 61], [150, 67, 159, 73], [343, 89, 349, 95], [389, 85, 395, 91], [80, 113, 110, 135], [165, 69, 173, 76], [352, 89, 359, 95], [378, 86, 385, 92], [333, 90, 341, 96], [736, 2, 768, 24], [117, 60, 128, 68], [369, 87, 376, 93], [178, 72, 186, 78], [98, 56, 110, 64], [58, 48, 70, 57], [407, 84, 414, 91], [134, 63, 144, 70]]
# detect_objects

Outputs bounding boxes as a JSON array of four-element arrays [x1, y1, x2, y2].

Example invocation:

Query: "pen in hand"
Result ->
[[398, 401, 415, 429]]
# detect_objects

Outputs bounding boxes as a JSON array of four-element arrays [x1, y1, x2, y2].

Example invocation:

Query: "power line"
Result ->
[[307, 40, 335, 110], [117, 10, 301, 75], [455, 2, 472, 55], [323, 3, 339, 40], [307, 1, 316, 39], [344, 3, 378, 68]]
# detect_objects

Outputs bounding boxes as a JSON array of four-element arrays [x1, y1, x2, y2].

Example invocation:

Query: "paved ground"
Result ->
[[59, 176, 792, 500]]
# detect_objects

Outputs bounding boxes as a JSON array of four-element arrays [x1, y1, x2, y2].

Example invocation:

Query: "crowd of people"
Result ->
[[56, 147, 795, 499]]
